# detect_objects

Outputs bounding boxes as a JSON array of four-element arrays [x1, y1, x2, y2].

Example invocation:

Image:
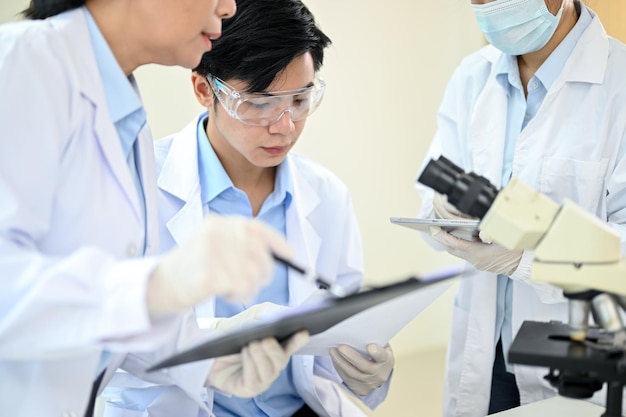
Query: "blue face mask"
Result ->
[[472, 0, 565, 55]]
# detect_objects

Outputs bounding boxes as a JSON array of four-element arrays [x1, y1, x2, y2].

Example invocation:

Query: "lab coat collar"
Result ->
[[283, 155, 323, 304], [557, 8, 607, 86], [52, 8, 149, 223], [479, 7, 608, 88], [157, 115, 203, 203]]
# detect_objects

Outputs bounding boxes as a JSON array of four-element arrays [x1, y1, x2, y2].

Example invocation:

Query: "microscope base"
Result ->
[[509, 321, 626, 417]]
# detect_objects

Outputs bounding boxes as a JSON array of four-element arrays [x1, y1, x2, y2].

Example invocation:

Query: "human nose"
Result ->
[[218, 0, 237, 19], [268, 110, 296, 134]]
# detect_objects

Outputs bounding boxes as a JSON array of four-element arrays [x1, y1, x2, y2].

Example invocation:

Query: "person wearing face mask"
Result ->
[[101, 0, 395, 416], [414, 0, 626, 416]]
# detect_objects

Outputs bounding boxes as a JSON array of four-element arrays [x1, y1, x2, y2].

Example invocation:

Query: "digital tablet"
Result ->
[[390, 217, 480, 241]]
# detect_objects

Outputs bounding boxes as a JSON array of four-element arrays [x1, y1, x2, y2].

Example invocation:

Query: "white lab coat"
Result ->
[[0, 9, 210, 417], [103, 114, 390, 417], [415, 10, 626, 417]]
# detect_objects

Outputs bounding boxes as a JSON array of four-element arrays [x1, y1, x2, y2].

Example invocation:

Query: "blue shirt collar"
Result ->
[[495, 5, 593, 93], [536, 4, 592, 90], [196, 114, 293, 208]]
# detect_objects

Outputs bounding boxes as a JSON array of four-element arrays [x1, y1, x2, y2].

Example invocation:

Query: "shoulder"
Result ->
[[0, 9, 86, 67], [288, 152, 350, 196], [450, 45, 501, 81], [442, 45, 501, 100]]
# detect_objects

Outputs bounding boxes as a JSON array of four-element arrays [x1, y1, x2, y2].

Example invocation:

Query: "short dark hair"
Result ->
[[22, 0, 86, 19], [194, 0, 331, 93]]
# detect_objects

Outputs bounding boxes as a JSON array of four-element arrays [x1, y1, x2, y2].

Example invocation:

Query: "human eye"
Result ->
[[241, 97, 272, 112], [292, 94, 311, 108]]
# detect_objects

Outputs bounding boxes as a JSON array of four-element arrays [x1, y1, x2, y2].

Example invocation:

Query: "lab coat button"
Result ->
[[126, 243, 138, 257], [62, 412, 78, 417]]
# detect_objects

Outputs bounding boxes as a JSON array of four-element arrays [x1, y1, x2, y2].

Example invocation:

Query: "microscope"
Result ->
[[418, 156, 626, 417]]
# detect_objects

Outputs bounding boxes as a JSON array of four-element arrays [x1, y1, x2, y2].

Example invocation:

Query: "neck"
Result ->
[[517, 1, 579, 91], [204, 130, 276, 217], [86, 0, 142, 76]]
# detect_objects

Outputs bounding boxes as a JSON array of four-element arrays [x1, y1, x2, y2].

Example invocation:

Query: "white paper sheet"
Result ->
[[195, 265, 462, 358], [296, 277, 454, 356]]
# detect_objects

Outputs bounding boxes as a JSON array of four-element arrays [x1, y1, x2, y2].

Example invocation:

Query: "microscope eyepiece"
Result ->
[[417, 156, 498, 219]]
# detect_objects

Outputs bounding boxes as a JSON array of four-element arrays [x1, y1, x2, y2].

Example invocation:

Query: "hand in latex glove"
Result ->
[[210, 302, 289, 331], [431, 229, 522, 275], [207, 331, 309, 398], [148, 215, 293, 317], [330, 343, 395, 396], [432, 192, 476, 220]]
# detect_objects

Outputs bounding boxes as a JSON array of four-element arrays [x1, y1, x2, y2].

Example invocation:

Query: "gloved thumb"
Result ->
[[283, 330, 310, 355], [367, 344, 392, 362]]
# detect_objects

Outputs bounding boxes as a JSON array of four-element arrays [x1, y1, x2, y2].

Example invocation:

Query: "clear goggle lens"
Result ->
[[208, 75, 325, 126]]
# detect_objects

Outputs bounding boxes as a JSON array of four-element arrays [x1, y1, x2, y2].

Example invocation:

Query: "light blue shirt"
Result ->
[[194, 114, 302, 416], [493, 5, 593, 372], [84, 7, 147, 375]]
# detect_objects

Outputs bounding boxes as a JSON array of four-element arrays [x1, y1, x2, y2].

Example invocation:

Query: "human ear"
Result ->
[[191, 72, 214, 108]]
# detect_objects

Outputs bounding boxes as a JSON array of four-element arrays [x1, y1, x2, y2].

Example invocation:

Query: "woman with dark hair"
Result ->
[[102, 0, 395, 416], [0, 1, 309, 416]]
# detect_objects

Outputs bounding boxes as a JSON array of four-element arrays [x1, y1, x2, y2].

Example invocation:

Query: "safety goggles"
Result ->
[[207, 74, 325, 126]]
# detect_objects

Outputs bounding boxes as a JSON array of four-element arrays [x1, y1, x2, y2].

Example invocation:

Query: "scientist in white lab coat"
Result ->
[[103, 0, 395, 415], [0, 1, 309, 417], [415, 0, 626, 416]]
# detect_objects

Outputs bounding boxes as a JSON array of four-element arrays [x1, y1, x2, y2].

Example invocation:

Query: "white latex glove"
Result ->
[[207, 330, 309, 398], [209, 302, 289, 331], [432, 192, 475, 220], [431, 229, 522, 276], [147, 215, 293, 317], [330, 343, 395, 396]]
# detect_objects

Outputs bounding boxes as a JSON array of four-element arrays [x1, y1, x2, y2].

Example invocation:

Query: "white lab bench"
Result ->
[[493, 396, 605, 416]]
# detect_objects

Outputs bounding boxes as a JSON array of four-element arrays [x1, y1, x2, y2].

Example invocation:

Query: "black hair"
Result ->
[[21, 0, 86, 20], [194, 0, 331, 93]]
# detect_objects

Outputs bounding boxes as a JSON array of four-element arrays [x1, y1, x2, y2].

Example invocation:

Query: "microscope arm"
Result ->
[[479, 179, 626, 342], [479, 178, 626, 296]]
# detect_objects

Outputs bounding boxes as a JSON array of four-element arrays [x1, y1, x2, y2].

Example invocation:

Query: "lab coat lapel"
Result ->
[[135, 123, 159, 255], [158, 116, 205, 247], [470, 47, 507, 187], [66, 21, 144, 221], [284, 157, 322, 305]]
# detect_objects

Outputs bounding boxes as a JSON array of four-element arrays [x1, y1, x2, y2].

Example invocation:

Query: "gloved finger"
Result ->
[[282, 330, 310, 356], [243, 331, 309, 388], [429, 225, 442, 236], [366, 343, 393, 364], [250, 220, 295, 261], [478, 229, 493, 244], [433, 193, 473, 220], [431, 230, 489, 261], [243, 338, 284, 387], [430, 229, 463, 249], [330, 345, 373, 376], [207, 354, 242, 389]]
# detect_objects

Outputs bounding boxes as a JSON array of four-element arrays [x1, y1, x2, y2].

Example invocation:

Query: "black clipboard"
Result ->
[[147, 270, 459, 372]]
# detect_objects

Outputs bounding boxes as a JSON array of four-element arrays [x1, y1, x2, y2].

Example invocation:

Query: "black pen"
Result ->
[[272, 253, 346, 298]]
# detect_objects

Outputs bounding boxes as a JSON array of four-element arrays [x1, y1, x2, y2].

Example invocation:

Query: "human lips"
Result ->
[[263, 145, 289, 156], [201, 32, 221, 50]]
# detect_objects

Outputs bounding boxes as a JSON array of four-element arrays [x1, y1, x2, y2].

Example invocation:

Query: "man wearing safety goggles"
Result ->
[[102, 0, 395, 416], [206, 74, 326, 127]]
